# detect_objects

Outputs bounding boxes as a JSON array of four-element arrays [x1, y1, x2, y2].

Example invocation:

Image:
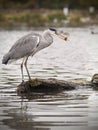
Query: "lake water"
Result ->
[[0, 27, 98, 130]]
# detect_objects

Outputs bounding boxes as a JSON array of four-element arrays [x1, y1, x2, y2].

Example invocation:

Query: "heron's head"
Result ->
[[49, 28, 68, 41]]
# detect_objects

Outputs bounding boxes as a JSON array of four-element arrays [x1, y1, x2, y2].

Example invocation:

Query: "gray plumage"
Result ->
[[2, 28, 67, 82], [2, 31, 52, 64]]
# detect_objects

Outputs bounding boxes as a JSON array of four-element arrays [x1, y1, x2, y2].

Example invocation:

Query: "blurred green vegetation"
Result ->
[[0, 10, 68, 29], [0, 9, 97, 29]]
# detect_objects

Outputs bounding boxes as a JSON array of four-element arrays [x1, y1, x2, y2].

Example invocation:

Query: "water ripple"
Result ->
[[0, 28, 98, 130]]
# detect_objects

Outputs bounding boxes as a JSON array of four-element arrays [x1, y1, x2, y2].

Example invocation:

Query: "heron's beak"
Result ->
[[56, 34, 67, 41], [53, 33, 67, 41]]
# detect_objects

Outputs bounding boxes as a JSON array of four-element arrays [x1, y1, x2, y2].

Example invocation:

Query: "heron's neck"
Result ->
[[43, 30, 53, 44]]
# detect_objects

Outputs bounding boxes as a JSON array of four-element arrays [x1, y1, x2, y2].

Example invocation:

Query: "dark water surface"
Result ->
[[0, 27, 98, 130]]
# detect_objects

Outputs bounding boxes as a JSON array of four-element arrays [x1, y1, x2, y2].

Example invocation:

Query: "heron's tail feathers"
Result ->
[[2, 53, 10, 64]]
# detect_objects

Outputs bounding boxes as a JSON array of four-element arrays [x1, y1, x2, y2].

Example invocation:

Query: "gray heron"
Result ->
[[2, 28, 67, 82]]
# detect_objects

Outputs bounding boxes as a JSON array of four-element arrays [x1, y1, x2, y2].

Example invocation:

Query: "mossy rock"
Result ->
[[17, 78, 76, 94], [91, 74, 98, 90]]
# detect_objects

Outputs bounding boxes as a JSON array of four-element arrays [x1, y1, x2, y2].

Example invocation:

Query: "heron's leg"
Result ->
[[21, 58, 25, 82], [24, 57, 31, 81]]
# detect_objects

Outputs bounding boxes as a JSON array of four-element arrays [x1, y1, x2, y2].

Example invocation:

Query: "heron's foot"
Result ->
[[20, 80, 25, 85]]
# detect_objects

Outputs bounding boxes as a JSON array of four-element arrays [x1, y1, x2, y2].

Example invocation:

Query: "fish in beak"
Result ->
[[49, 28, 68, 41]]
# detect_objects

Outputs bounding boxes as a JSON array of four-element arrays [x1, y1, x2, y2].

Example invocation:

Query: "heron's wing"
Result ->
[[9, 33, 41, 59], [9, 33, 40, 52]]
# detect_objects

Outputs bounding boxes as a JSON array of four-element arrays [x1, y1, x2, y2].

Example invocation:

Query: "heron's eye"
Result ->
[[55, 31, 58, 34]]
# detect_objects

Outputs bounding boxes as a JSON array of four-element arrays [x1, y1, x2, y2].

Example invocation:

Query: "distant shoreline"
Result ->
[[0, 9, 98, 30]]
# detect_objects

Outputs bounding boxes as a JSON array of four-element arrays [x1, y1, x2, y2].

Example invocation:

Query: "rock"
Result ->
[[91, 31, 98, 34], [91, 74, 98, 89], [16, 74, 98, 95], [17, 78, 76, 94], [91, 74, 98, 84], [70, 79, 91, 87]]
